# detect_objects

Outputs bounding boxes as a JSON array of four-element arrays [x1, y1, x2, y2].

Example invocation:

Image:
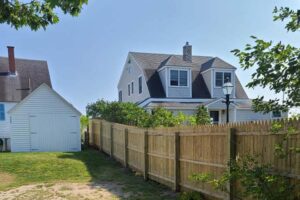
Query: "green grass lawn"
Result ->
[[0, 149, 177, 200]]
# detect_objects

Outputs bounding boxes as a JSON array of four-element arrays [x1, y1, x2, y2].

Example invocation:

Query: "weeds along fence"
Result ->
[[87, 118, 300, 199]]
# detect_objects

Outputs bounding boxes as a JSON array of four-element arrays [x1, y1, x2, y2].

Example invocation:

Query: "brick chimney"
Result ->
[[7, 46, 16, 75], [183, 42, 192, 62]]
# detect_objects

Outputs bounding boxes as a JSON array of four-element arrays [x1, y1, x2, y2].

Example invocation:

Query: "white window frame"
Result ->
[[214, 71, 233, 88], [169, 69, 189, 87], [138, 75, 143, 94]]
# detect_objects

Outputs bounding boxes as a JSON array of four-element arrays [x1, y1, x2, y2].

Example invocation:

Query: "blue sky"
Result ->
[[0, 0, 299, 114]]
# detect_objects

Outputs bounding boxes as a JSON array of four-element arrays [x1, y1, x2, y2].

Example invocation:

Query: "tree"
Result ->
[[231, 7, 300, 113], [0, 0, 88, 30], [80, 115, 88, 133], [195, 105, 211, 125]]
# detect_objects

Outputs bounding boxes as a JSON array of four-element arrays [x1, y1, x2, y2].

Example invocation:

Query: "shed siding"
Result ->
[[0, 102, 17, 138], [10, 85, 81, 152]]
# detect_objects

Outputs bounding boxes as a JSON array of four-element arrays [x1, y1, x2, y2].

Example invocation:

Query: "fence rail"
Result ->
[[88, 118, 300, 199]]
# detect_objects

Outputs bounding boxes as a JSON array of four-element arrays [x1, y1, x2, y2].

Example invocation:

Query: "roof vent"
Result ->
[[183, 42, 192, 62]]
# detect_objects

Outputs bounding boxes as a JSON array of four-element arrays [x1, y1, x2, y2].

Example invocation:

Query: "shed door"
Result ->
[[29, 114, 79, 152]]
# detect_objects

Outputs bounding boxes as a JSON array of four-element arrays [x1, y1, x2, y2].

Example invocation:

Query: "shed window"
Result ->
[[0, 104, 5, 121], [138, 76, 142, 94], [170, 70, 188, 86], [215, 72, 232, 87]]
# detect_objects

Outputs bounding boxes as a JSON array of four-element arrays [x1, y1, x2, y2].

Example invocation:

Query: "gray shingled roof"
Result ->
[[0, 57, 52, 102], [130, 52, 248, 99]]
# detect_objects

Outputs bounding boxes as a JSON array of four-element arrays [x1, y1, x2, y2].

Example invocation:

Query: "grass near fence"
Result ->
[[0, 149, 177, 199]]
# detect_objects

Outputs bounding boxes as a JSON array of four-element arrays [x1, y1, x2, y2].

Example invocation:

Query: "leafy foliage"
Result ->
[[0, 0, 88, 30], [179, 191, 204, 200], [190, 156, 296, 200], [195, 106, 211, 125], [86, 100, 211, 128], [80, 115, 88, 133], [231, 6, 300, 113]]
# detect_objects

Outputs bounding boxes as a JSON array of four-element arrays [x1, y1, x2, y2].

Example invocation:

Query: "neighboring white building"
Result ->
[[117, 42, 287, 124], [8, 84, 81, 152], [0, 46, 81, 152]]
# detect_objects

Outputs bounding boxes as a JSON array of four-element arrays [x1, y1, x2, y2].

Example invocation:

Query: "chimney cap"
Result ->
[[7, 46, 15, 49], [185, 42, 191, 46]]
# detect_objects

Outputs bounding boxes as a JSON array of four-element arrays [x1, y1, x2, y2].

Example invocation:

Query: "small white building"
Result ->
[[0, 46, 81, 152], [8, 84, 81, 152]]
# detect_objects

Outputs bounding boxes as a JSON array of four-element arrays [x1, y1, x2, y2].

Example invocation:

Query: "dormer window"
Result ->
[[170, 69, 188, 87], [215, 72, 232, 87]]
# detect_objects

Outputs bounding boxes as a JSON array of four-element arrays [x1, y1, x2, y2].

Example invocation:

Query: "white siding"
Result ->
[[10, 85, 81, 152], [117, 54, 151, 103], [236, 109, 271, 122], [0, 102, 17, 138]]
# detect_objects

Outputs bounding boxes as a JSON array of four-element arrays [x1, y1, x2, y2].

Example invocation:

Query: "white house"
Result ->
[[0, 46, 81, 152], [117, 42, 287, 123]]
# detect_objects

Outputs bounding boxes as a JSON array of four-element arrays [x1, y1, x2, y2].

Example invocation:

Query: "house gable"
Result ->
[[8, 83, 81, 116]]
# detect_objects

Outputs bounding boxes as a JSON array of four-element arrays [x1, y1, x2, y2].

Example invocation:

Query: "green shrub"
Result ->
[[86, 100, 212, 128], [195, 106, 211, 125], [179, 191, 204, 200]]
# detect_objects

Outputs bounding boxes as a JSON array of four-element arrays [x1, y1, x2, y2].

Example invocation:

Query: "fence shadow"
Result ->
[[58, 149, 177, 200]]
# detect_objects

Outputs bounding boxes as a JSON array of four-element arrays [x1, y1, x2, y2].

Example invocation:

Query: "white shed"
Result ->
[[8, 84, 81, 152]]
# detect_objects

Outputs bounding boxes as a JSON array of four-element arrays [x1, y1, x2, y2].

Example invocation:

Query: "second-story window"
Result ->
[[138, 76, 142, 94], [170, 70, 188, 86], [215, 72, 232, 87], [131, 82, 134, 94]]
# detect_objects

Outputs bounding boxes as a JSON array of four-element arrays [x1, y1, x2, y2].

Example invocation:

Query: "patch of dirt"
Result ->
[[0, 182, 132, 200], [0, 173, 15, 188]]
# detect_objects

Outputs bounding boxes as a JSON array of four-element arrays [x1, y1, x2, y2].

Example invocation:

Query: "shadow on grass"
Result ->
[[58, 149, 177, 200]]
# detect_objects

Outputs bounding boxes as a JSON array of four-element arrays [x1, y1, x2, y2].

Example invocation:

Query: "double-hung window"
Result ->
[[131, 82, 134, 94], [170, 70, 188, 86], [215, 72, 232, 87], [0, 104, 5, 121], [138, 76, 142, 94]]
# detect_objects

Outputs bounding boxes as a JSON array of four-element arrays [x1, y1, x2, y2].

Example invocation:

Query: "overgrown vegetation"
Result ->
[[86, 100, 211, 128]]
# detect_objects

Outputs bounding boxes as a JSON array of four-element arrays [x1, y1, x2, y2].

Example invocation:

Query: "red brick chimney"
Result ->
[[7, 46, 16, 75]]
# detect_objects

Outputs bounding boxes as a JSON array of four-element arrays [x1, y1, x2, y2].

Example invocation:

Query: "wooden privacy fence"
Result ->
[[88, 119, 300, 199]]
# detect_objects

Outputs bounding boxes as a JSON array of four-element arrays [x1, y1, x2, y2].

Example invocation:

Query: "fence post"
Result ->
[[228, 128, 237, 200], [143, 130, 149, 180], [174, 131, 180, 191], [124, 128, 129, 168], [110, 123, 114, 157], [85, 124, 89, 146], [99, 120, 103, 151]]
